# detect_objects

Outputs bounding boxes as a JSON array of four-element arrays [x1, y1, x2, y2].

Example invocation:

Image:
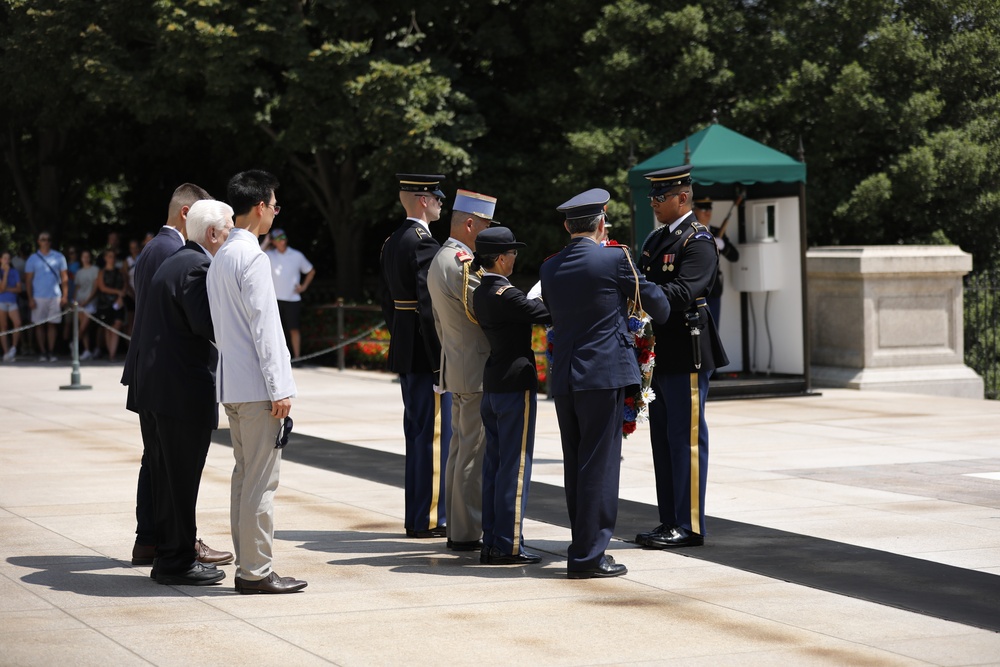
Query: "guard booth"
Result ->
[[626, 124, 811, 399]]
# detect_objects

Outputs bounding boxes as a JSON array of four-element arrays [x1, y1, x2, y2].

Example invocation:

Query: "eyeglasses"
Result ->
[[275, 416, 293, 449], [264, 202, 281, 215], [649, 193, 681, 203], [417, 194, 444, 205]]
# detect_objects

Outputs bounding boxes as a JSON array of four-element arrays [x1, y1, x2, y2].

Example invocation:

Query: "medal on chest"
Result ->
[[662, 253, 675, 272]]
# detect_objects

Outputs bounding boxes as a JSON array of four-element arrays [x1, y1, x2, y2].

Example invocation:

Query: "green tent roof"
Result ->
[[627, 124, 806, 190]]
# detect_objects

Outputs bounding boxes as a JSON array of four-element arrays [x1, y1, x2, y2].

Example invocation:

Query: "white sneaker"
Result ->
[[48, 354, 58, 362], [39, 354, 48, 362], [2, 346, 14, 361], [80, 350, 92, 361]]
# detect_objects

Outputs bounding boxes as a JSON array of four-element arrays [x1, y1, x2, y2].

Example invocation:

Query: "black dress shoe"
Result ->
[[447, 539, 483, 551], [643, 526, 704, 549], [567, 555, 627, 579], [235, 571, 308, 595], [481, 546, 542, 565], [634, 524, 673, 547], [155, 562, 225, 586], [406, 526, 447, 538]]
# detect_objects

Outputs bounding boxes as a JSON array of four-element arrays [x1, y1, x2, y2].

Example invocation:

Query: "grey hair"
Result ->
[[186, 200, 234, 246], [566, 213, 603, 235]]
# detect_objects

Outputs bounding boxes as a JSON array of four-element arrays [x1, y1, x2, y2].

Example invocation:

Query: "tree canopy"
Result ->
[[3, 0, 1000, 297]]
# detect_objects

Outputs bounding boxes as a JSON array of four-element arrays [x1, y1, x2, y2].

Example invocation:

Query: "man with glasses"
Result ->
[[635, 165, 728, 550], [207, 170, 305, 594], [24, 232, 68, 361], [427, 189, 499, 552], [380, 173, 452, 539]]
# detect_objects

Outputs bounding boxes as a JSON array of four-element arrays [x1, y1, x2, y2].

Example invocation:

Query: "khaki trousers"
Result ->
[[226, 401, 282, 580], [444, 391, 485, 542]]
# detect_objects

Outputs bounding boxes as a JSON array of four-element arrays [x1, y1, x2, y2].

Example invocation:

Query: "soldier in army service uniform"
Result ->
[[635, 165, 728, 550], [380, 173, 453, 539]]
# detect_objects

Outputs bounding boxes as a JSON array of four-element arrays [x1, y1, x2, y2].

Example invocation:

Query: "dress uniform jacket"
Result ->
[[541, 237, 672, 396], [380, 219, 443, 374], [474, 274, 552, 393], [638, 212, 728, 372], [427, 239, 490, 393]]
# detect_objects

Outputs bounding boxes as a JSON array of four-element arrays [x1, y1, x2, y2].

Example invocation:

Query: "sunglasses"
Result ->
[[275, 416, 293, 449], [648, 192, 681, 203]]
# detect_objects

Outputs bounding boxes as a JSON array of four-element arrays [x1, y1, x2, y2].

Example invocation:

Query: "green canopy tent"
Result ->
[[626, 124, 811, 398], [627, 123, 806, 243]]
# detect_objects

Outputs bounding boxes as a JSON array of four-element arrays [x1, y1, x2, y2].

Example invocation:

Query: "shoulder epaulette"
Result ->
[[413, 226, 429, 239], [455, 249, 473, 264]]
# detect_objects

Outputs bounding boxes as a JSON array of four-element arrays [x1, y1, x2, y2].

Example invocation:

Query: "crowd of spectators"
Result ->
[[0, 231, 148, 363]]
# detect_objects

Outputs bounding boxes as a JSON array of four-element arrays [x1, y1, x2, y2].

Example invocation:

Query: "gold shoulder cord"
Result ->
[[462, 261, 479, 325], [622, 246, 643, 318]]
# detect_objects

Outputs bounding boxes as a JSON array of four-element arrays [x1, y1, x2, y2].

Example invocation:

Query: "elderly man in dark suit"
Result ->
[[121, 183, 231, 568], [130, 199, 234, 585], [540, 188, 671, 579], [380, 173, 453, 539]]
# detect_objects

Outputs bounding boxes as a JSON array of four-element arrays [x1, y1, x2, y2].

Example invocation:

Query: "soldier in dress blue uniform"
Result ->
[[471, 227, 551, 566], [540, 188, 671, 579], [380, 173, 453, 538], [634, 165, 729, 549], [693, 197, 740, 326]]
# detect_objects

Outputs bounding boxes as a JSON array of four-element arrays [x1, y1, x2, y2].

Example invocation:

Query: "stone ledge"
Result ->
[[811, 364, 984, 399]]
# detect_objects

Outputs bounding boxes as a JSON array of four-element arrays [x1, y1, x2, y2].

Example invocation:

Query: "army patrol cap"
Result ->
[[693, 197, 713, 210], [475, 226, 526, 255], [645, 165, 693, 196], [454, 189, 501, 226], [397, 173, 446, 198], [557, 188, 611, 220]]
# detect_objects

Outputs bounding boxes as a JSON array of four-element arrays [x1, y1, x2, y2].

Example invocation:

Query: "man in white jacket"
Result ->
[[207, 169, 305, 595]]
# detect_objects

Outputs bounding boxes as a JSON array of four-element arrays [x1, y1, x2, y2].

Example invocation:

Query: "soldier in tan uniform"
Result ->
[[427, 189, 498, 551]]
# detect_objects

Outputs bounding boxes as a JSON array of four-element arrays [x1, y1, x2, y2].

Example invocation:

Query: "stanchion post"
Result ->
[[336, 297, 346, 372], [60, 302, 92, 391]]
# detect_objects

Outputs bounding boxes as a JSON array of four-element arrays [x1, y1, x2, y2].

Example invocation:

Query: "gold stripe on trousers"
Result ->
[[511, 390, 531, 553], [689, 373, 702, 535], [430, 391, 442, 528]]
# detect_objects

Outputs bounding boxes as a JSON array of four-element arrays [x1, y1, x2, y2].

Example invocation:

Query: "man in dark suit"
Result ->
[[130, 199, 234, 585], [471, 227, 551, 566], [540, 189, 671, 579], [121, 183, 232, 568], [635, 165, 729, 549], [380, 173, 453, 538]]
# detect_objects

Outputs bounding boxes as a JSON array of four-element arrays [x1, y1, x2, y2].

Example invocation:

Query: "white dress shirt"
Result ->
[[207, 227, 297, 403]]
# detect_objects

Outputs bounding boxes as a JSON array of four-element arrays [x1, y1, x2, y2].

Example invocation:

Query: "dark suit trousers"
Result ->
[[135, 456, 155, 545], [139, 410, 212, 574], [398, 372, 451, 532], [648, 371, 711, 535], [554, 387, 625, 572]]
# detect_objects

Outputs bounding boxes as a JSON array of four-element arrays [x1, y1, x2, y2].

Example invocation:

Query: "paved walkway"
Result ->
[[1, 362, 999, 666]]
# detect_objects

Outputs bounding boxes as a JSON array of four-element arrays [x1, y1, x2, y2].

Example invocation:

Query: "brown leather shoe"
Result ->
[[195, 538, 234, 565], [131, 543, 156, 566], [235, 571, 307, 595]]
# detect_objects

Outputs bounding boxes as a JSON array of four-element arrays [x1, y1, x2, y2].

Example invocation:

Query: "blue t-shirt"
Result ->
[[0, 267, 19, 304], [25, 250, 67, 298]]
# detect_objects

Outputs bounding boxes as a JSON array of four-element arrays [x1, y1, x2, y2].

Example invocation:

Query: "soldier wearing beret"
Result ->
[[471, 227, 551, 565], [540, 188, 671, 579], [427, 189, 499, 552], [380, 173, 453, 538], [635, 165, 729, 549]]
